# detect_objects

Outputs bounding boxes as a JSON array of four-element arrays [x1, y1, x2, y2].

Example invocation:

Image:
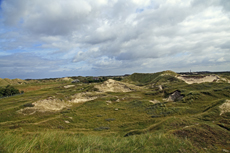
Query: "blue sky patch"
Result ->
[[33, 43, 43, 47], [135, 8, 144, 13], [0, 0, 2, 9]]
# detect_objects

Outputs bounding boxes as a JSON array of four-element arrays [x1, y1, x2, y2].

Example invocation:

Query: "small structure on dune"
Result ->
[[93, 77, 99, 81], [168, 90, 183, 102], [72, 79, 80, 83]]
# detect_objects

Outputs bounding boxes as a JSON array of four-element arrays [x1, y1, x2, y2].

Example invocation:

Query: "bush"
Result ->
[[112, 77, 122, 81], [23, 103, 34, 107], [0, 85, 20, 97]]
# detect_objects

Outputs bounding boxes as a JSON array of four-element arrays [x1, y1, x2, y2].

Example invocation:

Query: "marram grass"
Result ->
[[0, 131, 198, 153]]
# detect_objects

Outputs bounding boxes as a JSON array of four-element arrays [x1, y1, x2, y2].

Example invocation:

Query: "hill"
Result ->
[[0, 78, 26, 86], [0, 78, 8, 86], [0, 71, 230, 152], [125, 70, 182, 86]]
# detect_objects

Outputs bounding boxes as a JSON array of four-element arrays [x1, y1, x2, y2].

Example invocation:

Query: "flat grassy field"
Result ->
[[0, 72, 230, 152]]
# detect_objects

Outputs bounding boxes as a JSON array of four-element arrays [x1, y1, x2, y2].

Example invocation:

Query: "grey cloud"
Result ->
[[219, 41, 230, 49], [1, 0, 28, 25], [0, 53, 82, 79], [2, 0, 93, 36], [83, 31, 117, 44], [108, 1, 136, 20], [220, 0, 230, 12], [1, 0, 230, 79], [69, 0, 230, 72], [191, 0, 220, 8], [0, 53, 63, 68], [192, 0, 230, 13]]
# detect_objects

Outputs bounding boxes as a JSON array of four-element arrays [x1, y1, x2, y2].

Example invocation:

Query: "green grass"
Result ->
[[0, 131, 198, 153], [0, 71, 230, 152], [125, 70, 179, 86]]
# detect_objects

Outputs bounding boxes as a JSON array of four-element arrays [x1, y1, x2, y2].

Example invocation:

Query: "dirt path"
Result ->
[[0, 118, 34, 125], [33, 115, 61, 125]]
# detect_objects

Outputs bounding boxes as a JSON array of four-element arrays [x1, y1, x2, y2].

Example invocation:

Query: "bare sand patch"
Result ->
[[65, 120, 70, 124], [64, 85, 75, 89], [19, 92, 100, 114], [177, 75, 219, 84], [19, 80, 138, 114], [219, 100, 230, 115], [94, 79, 132, 92], [62, 77, 72, 81], [70, 92, 98, 103], [32, 98, 70, 111], [149, 99, 160, 104], [19, 97, 71, 114]]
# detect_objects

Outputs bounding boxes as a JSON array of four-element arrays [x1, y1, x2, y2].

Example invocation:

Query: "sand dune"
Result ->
[[177, 75, 220, 84], [95, 79, 132, 92]]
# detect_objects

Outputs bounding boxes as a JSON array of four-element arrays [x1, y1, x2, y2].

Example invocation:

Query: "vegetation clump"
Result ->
[[0, 85, 23, 97]]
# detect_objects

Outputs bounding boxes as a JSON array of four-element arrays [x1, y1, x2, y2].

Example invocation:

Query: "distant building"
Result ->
[[93, 77, 99, 81], [72, 79, 80, 83]]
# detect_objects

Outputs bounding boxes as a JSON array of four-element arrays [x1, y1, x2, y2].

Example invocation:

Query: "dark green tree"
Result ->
[[0, 85, 20, 97]]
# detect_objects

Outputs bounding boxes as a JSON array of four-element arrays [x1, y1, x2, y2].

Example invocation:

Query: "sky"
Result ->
[[0, 0, 230, 79]]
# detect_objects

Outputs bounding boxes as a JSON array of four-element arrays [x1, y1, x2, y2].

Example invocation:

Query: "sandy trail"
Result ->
[[34, 115, 61, 125]]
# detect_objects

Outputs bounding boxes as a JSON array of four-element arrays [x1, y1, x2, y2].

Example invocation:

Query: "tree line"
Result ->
[[81, 77, 122, 83]]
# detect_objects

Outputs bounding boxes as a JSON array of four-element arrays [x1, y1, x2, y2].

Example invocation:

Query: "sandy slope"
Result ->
[[32, 98, 70, 111], [20, 80, 139, 113], [94, 79, 132, 92], [61, 77, 72, 81], [219, 100, 230, 115], [20, 92, 101, 113], [177, 75, 220, 84], [70, 92, 98, 103], [19, 97, 71, 114]]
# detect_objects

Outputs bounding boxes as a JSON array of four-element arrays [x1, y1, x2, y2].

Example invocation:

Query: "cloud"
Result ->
[[0, 53, 60, 67], [0, 53, 70, 78], [0, 0, 230, 79], [2, 0, 92, 35]]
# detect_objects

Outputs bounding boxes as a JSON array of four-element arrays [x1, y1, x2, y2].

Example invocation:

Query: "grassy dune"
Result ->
[[0, 131, 198, 153], [0, 71, 230, 152]]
